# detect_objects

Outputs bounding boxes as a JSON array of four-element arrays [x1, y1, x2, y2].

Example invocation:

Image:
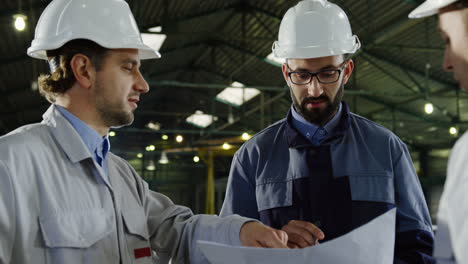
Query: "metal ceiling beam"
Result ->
[[145, 80, 461, 97], [360, 50, 455, 88], [370, 44, 443, 53], [153, 66, 287, 133], [0, 1, 47, 18], [359, 51, 459, 121], [360, 94, 452, 127], [250, 11, 276, 36], [210, 90, 288, 131], [364, 86, 454, 116], [146, 80, 287, 92], [117, 127, 247, 136], [248, 6, 282, 21], [372, 14, 424, 44], [359, 52, 419, 94], [159, 41, 206, 54], [334, 0, 369, 38], [141, 3, 239, 30]]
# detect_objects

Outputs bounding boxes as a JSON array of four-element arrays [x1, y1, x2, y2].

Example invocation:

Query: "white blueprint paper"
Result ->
[[198, 208, 396, 264]]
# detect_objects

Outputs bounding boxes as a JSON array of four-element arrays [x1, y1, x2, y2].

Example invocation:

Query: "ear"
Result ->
[[341, 59, 354, 85], [281, 63, 291, 86], [70, 54, 95, 89]]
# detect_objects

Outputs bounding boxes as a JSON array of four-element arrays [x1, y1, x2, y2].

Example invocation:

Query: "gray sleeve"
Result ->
[[392, 141, 433, 233], [140, 180, 252, 264], [0, 160, 16, 264]]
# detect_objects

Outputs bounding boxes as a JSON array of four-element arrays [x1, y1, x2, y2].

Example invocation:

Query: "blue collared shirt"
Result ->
[[56, 105, 110, 175], [291, 103, 343, 145]]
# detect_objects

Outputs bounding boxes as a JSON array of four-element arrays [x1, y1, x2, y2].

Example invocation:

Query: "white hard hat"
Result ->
[[272, 0, 360, 59], [408, 0, 459, 18], [27, 0, 160, 60]]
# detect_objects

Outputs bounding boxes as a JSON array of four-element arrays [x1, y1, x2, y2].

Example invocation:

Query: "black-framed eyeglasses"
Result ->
[[286, 62, 347, 85]]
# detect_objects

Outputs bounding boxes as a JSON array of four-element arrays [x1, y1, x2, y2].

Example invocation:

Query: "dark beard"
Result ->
[[291, 83, 344, 125]]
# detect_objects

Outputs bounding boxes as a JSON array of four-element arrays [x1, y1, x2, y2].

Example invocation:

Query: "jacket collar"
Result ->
[[41, 105, 93, 163]]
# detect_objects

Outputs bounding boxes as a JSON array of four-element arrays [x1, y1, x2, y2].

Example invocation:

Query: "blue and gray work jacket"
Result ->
[[221, 102, 435, 263]]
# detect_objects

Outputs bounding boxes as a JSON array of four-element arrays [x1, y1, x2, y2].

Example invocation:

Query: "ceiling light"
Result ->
[[158, 152, 169, 164], [193, 156, 200, 163], [14, 14, 26, 31], [449, 126, 458, 135], [176, 135, 183, 143], [222, 142, 232, 150], [109, 131, 116, 137], [146, 160, 156, 171], [137, 153, 143, 158], [31, 81, 38, 91], [241, 132, 251, 141], [424, 103, 434, 114], [161, 134, 168, 140], [186, 110, 216, 128], [146, 121, 161, 131], [145, 145, 156, 151], [216, 82, 261, 107]]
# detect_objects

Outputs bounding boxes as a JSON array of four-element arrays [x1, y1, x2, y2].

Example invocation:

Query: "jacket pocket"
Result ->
[[39, 208, 113, 263], [121, 208, 152, 263], [255, 180, 292, 212], [40, 208, 112, 248], [348, 172, 395, 204]]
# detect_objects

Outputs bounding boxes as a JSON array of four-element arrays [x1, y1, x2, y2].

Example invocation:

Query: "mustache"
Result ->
[[301, 96, 330, 105]]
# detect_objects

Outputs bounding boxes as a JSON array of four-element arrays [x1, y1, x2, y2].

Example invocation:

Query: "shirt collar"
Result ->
[[286, 102, 351, 148], [55, 105, 110, 161], [290, 102, 343, 138]]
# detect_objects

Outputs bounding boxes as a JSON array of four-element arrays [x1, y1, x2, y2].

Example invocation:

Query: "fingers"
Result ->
[[281, 220, 325, 248], [248, 240, 263, 248], [285, 232, 314, 248], [288, 242, 300, 249], [239, 220, 324, 250], [240, 222, 289, 249], [259, 229, 288, 248], [289, 220, 325, 240]]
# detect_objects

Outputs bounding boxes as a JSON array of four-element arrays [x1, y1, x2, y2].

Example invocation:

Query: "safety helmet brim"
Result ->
[[27, 38, 161, 60], [273, 36, 361, 59], [408, 0, 459, 18]]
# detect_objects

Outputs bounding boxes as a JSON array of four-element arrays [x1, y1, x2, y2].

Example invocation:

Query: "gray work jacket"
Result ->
[[0, 105, 249, 264]]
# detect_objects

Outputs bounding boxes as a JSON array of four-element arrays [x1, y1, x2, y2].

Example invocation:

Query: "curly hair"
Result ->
[[38, 39, 108, 103]]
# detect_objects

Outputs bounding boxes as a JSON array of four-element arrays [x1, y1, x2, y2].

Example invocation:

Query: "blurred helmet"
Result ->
[[409, 0, 460, 18]]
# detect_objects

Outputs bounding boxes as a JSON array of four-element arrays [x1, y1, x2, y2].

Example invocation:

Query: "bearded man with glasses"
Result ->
[[220, 0, 435, 263]]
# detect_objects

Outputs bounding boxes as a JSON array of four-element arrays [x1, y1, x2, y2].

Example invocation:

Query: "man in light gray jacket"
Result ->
[[0, 0, 288, 263], [409, 0, 468, 263]]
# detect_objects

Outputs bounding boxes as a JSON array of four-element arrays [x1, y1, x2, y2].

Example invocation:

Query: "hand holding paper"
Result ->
[[281, 220, 325, 248], [199, 208, 396, 264], [240, 221, 289, 248]]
